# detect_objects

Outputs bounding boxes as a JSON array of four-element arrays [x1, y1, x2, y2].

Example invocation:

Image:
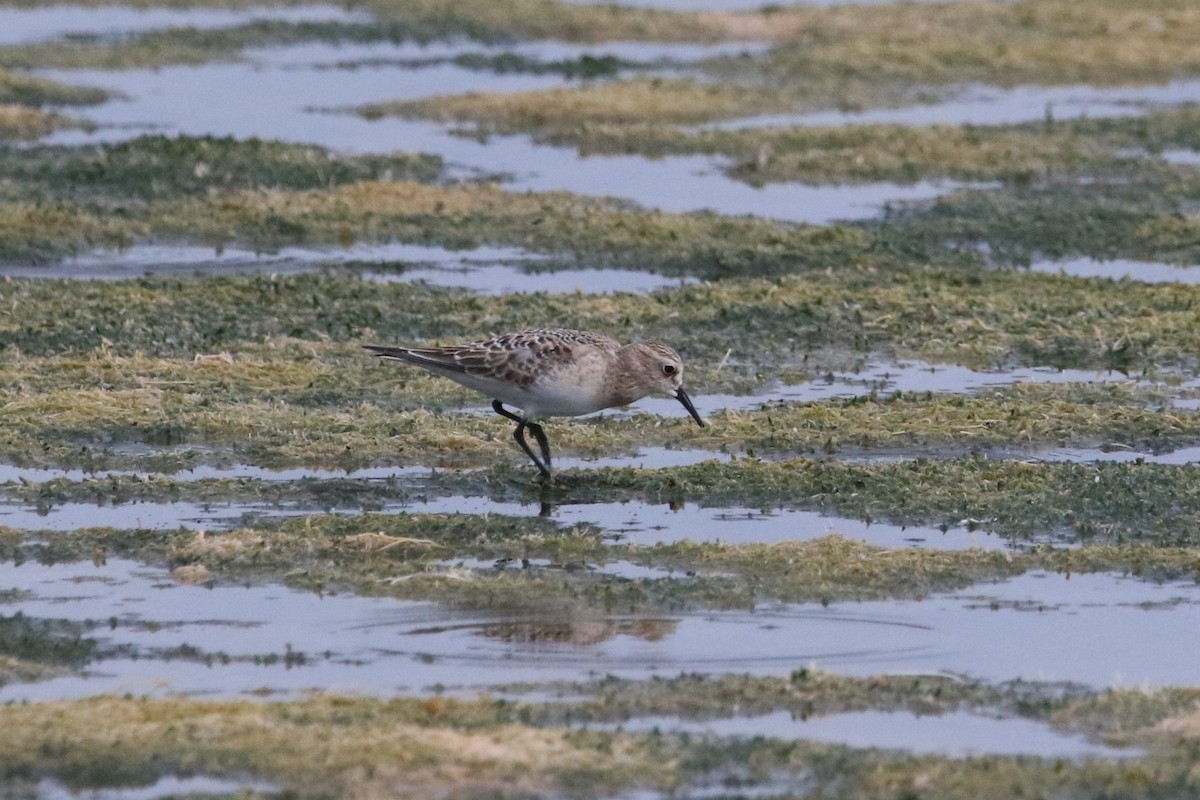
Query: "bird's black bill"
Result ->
[[675, 387, 705, 427]]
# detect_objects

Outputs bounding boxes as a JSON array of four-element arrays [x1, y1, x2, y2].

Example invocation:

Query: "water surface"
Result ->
[[2, 560, 1195, 703], [606, 709, 1132, 759]]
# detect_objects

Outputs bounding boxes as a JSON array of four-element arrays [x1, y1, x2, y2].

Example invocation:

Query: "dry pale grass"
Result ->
[[728, 0, 1200, 83], [0, 202, 136, 264], [170, 563, 213, 584], [0, 655, 61, 685], [0, 104, 75, 140], [1152, 710, 1200, 739], [370, 80, 788, 128], [0, 695, 666, 799]]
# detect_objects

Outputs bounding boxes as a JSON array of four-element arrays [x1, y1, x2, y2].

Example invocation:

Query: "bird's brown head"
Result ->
[[622, 341, 705, 427]]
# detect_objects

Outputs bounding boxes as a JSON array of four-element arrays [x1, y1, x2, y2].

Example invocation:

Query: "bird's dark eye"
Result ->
[[662, 364, 677, 376]]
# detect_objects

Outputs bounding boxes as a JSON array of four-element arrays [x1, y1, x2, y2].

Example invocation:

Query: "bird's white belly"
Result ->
[[445, 370, 604, 417], [500, 381, 604, 418]]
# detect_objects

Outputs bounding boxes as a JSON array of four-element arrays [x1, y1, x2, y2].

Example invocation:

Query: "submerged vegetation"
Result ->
[[0, 613, 93, 684]]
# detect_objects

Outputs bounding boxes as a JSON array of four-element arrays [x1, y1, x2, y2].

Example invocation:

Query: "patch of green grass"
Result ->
[[1053, 686, 1200, 747], [139, 179, 881, 279], [451, 52, 626, 79], [871, 173, 1200, 267], [0, 135, 444, 204], [373, 0, 1200, 123], [0, 612, 94, 689], [5, 265, 1200, 371], [0, 202, 139, 263], [363, 0, 724, 44], [0, 69, 106, 106]]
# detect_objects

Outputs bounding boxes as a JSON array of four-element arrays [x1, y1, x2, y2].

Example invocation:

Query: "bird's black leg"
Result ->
[[526, 422, 552, 473], [492, 400, 551, 478], [514, 423, 551, 479]]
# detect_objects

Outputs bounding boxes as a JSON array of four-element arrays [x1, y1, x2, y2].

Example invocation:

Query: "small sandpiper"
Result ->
[[364, 328, 705, 478]]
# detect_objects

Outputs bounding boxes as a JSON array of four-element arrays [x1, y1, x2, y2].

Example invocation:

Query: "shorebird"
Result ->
[[364, 328, 705, 478]]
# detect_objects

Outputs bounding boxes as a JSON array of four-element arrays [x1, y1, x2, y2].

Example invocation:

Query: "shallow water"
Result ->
[[559, 498, 996, 550], [437, 557, 687, 582], [637, 358, 1156, 418], [36, 776, 278, 800], [2, 242, 686, 294], [13, 9, 1200, 240], [362, 263, 693, 294], [34, 45, 978, 224], [0, 460, 428, 486], [0, 462, 998, 549], [1161, 148, 1200, 166], [35, 56, 568, 152], [0, 445, 729, 486], [0, 499, 282, 532], [469, 147, 975, 223], [14, 240, 1200, 294], [604, 709, 1132, 759], [0, 4, 367, 46], [1018, 444, 1200, 466], [1, 242, 532, 278], [1028, 257, 1200, 285], [2, 559, 1197, 704]]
